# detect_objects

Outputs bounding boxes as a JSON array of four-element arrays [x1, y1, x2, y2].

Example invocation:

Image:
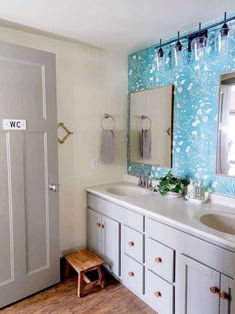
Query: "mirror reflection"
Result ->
[[129, 85, 174, 167], [217, 71, 235, 177]]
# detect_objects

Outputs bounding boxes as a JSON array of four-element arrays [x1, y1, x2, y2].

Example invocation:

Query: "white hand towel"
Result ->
[[101, 130, 115, 163]]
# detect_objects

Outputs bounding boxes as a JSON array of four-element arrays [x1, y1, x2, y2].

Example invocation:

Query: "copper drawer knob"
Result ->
[[210, 287, 220, 294], [101, 224, 105, 229], [219, 291, 230, 300], [128, 241, 134, 246], [96, 222, 101, 228], [155, 257, 162, 263], [128, 272, 134, 277], [154, 291, 162, 297]]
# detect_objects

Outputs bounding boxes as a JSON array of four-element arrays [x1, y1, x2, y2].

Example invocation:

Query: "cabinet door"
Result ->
[[176, 255, 220, 314], [101, 215, 120, 277], [87, 208, 102, 255], [220, 275, 234, 314]]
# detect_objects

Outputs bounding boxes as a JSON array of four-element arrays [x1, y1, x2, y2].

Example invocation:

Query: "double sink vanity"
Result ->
[[87, 181, 235, 314], [86, 70, 235, 313]]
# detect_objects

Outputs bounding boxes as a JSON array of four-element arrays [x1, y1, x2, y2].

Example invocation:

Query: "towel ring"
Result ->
[[102, 114, 115, 130], [141, 115, 152, 130]]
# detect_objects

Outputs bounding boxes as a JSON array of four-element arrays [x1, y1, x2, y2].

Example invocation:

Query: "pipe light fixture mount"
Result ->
[[154, 12, 234, 54]]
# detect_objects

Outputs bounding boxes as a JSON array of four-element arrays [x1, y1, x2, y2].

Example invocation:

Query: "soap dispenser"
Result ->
[[187, 180, 196, 199]]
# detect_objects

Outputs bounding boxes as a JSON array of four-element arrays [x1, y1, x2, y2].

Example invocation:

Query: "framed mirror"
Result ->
[[217, 71, 235, 177], [129, 85, 174, 167]]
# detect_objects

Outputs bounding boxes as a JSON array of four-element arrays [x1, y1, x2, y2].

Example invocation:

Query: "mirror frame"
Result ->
[[127, 85, 175, 168], [216, 70, 235, 178]]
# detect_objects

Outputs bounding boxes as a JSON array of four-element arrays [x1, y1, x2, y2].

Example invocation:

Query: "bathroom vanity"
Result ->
[[87, 181, 235, 314]]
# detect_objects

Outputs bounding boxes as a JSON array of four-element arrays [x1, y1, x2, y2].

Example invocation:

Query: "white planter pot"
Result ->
[[167, 192, 182, 198]]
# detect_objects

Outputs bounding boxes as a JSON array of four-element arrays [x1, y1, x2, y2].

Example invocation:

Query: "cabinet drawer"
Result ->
[[122, 254, 144, 295], [123, 209, 144, 232], [87, 193, 144, 232], [123, 226, 144, 263], [146, 217, 235, 278], [145, 270, 174, 314], [146, 237, 175, 283]]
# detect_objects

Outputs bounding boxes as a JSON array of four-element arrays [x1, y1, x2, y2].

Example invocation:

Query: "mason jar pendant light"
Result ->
[[190, 22, 208, 61], [154, 12, 235, 69], [175, 31, 183, 52], [217, 12, 233, 55], [157, 39, 164, 57], [174, 31, 183, 67], [220, 12, 229, 37]]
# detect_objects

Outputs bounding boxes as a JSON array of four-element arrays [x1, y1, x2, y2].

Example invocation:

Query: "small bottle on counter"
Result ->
[[198, 179, 205, 200], [187, 180, 196, 199], [195, 183, 200, 199]]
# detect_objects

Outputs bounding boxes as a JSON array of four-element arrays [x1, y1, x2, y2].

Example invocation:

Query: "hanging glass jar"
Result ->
[[175, 45, 189, 67], [164, 46, 173, 71], [155, 39, 165, 72], [213, 13, 235, 58], [191, 36, 208, 62], [173, 31, 183, 67], [216, 24, 234, 56], [190, 22, 208, 62], [156, 54, 164, 71]]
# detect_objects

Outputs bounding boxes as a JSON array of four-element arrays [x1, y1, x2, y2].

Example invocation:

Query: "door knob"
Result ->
[[49, 184, 59, 192], [155, 257, 162, 263]]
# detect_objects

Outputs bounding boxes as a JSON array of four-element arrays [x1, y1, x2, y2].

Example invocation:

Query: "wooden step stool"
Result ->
[[65, 249, 105, 297]]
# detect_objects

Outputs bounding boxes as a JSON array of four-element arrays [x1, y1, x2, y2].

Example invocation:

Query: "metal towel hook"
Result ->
[[102, 114, 115, 130], [57, 122, 74, 144]]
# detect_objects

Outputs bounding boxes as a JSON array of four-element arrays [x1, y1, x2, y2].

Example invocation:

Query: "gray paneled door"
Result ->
[[0, 41, 60, 308]]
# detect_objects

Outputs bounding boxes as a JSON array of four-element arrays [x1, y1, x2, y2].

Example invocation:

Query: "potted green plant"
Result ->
[[153, 171, 189, 197]]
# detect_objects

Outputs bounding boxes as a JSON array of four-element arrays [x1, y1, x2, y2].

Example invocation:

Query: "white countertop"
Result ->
[[87, 181, 235, 251]]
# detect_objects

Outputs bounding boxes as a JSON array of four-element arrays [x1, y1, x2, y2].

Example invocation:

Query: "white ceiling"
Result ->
[[0, 0, 234, 53]]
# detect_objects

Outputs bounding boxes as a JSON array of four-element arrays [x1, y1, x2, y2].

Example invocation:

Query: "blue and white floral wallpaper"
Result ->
[[127, 18, 235, 196]]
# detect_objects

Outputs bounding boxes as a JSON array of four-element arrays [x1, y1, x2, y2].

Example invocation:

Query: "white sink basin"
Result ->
[[106, 185, 148, 197], [199, 212, 235, 235]]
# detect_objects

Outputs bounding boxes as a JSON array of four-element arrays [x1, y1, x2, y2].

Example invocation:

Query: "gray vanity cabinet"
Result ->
[[87, 192, 235, 314], [87, 208, 120, 276], [177, 254, 233, 314]]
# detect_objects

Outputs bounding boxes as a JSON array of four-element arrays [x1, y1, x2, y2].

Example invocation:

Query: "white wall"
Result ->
[[0, 26, 127, 254]]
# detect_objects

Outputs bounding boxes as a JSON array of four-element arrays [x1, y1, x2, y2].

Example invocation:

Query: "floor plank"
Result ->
[[2, 277, 156, 314]]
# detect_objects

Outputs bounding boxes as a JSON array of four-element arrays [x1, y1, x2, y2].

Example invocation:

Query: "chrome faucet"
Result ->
[[144, 172, 153, 189], [130, 168, 152, 189]]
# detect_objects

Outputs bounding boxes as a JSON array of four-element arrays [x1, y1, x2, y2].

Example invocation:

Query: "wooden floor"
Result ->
[[2, 277, 156, 314]]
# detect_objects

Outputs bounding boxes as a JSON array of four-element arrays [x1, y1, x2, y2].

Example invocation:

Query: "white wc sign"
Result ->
[[3, 119, 27, 130]]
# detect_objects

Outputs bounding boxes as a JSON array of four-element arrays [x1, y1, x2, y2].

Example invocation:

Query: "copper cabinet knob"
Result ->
[[154, 291, 162, 297], [219, 291, 230, 300], [96, 222, 101, 228], [128, 272, 134, 277], [101, 224, 105, 229], [128, 241, 134, 246], [155, 257, 162, 263], [210, 287, 220, 294]]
